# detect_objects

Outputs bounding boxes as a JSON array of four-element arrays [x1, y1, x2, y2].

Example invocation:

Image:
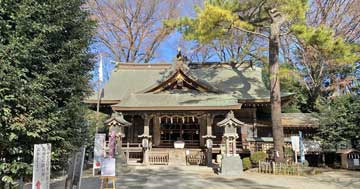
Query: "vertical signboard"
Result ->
[[291, 136, 300, 163], [32, 143, 51, 189], [93, 133, 106, 175], [65, 146, 86, 189], [72, 146, 86, 189], [299, 131, 305, 163], [291, 136, 300, 153]]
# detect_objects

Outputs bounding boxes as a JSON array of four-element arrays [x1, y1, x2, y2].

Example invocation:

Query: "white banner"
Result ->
[[32, 143, 51, 189], [101, 158, 116, 176], [93, 134, 106, 170], [291, 136, 300, 153]]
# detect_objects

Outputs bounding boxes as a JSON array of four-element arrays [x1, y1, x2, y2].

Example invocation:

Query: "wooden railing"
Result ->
[[186, 151, 206, 165], [248, 142, 292, 153], [121, 142, 142, 148], [148, 152, 169, 165], [121, 142, 143, 164], [258, 161, 303, 176]]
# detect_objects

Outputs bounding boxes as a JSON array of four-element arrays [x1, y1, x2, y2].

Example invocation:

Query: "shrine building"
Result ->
[[85, 58, 318, 165]]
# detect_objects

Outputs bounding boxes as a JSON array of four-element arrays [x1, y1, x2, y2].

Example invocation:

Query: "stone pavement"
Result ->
[[49, 166, 360, 189]]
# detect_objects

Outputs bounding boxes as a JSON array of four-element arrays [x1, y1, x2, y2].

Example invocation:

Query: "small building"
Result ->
[[337, 149, 360, 169], [85, 59, 319, 165]]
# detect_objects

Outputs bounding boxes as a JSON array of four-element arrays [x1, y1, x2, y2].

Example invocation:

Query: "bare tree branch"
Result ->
[[89, 0, 180, 63]]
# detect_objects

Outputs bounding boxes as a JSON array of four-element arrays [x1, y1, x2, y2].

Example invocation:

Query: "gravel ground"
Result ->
[[26, 166, 360, 189]]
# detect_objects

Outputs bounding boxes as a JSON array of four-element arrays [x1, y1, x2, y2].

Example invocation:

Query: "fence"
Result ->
[[121, 143, 143, 164], [258, 161, 303, 176], [148, 152, 169, 165], [248, 142, 292, 153]]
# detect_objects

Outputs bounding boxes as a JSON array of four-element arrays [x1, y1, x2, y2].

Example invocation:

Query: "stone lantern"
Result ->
[[217, 111, 245, 176], [104, 112, 131, 173]]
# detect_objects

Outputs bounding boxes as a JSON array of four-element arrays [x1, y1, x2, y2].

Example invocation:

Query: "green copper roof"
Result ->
[[112, 92, 241, 110], [86, 63, 293, 109]]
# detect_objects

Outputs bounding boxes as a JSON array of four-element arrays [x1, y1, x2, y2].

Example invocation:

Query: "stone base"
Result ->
[[168, 149, 186, 166], [220, 155, 243, 176]]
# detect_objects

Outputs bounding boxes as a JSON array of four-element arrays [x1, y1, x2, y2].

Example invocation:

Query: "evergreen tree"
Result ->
[[170, 0, 307, 162], [0, 0, 95, 186], [317, 95, 360, 150]]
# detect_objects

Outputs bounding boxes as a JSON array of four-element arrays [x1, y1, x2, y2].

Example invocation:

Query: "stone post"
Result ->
[[217, 111, 245, 176], [139, 114, 152, 165]]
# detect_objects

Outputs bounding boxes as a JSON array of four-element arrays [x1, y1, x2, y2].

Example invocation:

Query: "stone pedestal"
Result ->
[[220, 155, 243, 176], [169, 149, 186, 166]]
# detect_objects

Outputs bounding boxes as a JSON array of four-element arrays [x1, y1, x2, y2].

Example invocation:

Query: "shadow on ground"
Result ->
[[112, 166, 286, 189]]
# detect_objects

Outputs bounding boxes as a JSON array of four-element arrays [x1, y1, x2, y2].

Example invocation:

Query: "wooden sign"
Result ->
[[101, 158, 116, 176], [32, 143, 51, 189]]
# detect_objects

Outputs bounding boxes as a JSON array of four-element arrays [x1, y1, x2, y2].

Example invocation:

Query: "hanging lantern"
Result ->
[[159, 117, 162, 124], [170, 117, 173, 124], [195, 130, 199, 134], [192, 116, 195, 122]]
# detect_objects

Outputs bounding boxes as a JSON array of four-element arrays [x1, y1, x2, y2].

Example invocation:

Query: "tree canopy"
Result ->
[[317, 95, 360, 150], [0, 0, 95, 186]]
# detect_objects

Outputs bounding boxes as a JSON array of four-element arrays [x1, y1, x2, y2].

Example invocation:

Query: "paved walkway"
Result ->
[[49, 166, 360, 189]]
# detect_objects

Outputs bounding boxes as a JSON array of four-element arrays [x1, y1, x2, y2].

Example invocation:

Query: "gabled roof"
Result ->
[[85, 62, 293, 110], [139, 61, 221, 93]]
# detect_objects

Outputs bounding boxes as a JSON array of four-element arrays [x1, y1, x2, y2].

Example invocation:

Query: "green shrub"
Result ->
[[284, 147, 294, 157], [243, 157, 251, 170], [250, 151, 267, 163]]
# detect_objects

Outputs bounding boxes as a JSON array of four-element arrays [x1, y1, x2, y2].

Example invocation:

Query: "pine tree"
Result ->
[[170, 0, 307, 162], [0, 0, 95, 186]]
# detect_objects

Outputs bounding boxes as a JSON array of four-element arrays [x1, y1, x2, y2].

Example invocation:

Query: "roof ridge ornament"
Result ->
[[217, 111, 245, 128], [175, 47, 189, 71], [105, 111, 132, 127]]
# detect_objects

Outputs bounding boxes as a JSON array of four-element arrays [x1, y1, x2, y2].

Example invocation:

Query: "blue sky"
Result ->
[[89, 0, 200, 86]]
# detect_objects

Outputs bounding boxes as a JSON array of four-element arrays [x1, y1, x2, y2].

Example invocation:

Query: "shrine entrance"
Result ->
[[159, 117, 200, 147]]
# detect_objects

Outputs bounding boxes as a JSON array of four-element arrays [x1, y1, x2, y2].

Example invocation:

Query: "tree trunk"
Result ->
[[269, 21, 284, 162]]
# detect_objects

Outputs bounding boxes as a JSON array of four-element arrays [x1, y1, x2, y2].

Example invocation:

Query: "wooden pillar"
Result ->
[[130, 116, 134, 142], [144, 116, 150, 136], [253, 108, 258, 138], [153, 116, 161, 146], [206, 114, 213, 136], [240, 126, 248, 144], [199, 117, 206, 146]]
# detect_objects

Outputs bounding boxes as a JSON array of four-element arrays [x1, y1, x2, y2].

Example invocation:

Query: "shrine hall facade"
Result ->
[[85, 60, 318, 158]]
